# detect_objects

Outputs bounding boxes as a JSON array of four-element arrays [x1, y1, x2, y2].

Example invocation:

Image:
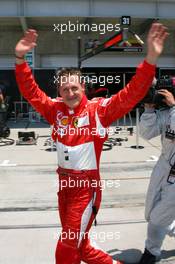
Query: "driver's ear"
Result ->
[[81, 82, 85, 92]]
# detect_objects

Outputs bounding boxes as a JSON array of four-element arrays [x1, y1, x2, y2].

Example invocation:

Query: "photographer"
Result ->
[[139, 88, 175, 264]]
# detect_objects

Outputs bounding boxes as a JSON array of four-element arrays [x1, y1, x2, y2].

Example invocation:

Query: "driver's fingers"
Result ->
[[158, 27, 169, 41], [149, 23, 162, 35], [161, 32, 169, 42], [25, 29, 37, 36], [157, 26, 167, 37], [30, 32, 38, 43], [24, 29, 38, 43]]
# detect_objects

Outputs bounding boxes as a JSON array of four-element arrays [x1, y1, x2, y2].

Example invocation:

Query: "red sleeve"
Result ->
[[15, 62, 56, 125], [97, 60, 156, 127]]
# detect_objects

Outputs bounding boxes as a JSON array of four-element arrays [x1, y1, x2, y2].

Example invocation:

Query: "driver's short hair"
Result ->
[[55, 67, 82, 89]]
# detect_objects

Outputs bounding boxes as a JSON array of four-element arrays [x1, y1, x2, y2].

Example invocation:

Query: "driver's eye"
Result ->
[[72, 86, 78, 92], [63, 88, 69, 93]]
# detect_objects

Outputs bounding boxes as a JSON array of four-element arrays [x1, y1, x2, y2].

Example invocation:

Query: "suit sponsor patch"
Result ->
[[73, 113, 89, 128]]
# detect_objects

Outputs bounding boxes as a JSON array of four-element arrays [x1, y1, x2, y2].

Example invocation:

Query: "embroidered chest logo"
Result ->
[[72, 112, 90, 128], [73, 118, 78, 128]]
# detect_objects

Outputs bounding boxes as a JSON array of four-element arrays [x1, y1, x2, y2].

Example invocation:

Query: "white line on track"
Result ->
[[0, 160, 17, 167]]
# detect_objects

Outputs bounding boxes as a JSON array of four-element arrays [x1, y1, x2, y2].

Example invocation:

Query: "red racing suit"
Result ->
[[15, 60, 155, 264]]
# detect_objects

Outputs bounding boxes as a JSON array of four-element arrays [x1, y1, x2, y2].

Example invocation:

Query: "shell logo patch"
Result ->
[[59, 116, 69, 127], [61, 117, 68, 126]]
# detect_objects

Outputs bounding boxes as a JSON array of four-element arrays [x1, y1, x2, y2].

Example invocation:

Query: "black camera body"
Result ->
[[143, 76, 175, 108]]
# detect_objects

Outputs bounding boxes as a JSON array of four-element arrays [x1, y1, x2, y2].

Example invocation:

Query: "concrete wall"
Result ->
[[0, 0, 175, 68], [1, 0, 175, 18]]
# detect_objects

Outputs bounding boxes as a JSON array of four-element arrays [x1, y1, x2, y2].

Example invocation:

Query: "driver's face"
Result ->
[[59, 74, 85, 109]]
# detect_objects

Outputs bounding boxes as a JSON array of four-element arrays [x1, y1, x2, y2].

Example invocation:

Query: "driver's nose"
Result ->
[[68, 89, 74, 97]]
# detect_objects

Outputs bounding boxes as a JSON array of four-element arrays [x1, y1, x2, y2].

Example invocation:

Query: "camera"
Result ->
[[143, 76, 175, 108]]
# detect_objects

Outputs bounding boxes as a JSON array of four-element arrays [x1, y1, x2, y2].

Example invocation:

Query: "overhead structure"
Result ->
[[78, 26, 144, 68]]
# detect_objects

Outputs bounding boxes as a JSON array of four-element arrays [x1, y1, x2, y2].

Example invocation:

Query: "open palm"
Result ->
[[147, 23, 168, 58], [15, 29, 38, 57]]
